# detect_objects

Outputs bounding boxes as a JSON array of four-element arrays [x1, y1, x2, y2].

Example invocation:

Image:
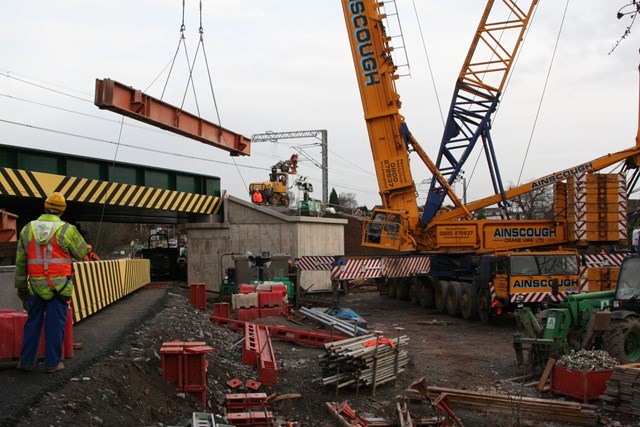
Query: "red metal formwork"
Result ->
[[242, 323, 259, 365], [225, 392, 268, 412], [213, 302, 231, 318], [160, 343, 184, 386], [183, 385, 207, 406], [189, 283, 207, 311], [256, 326, 277, 386], [258, 307, 284, 318], [211, 316, 346, 347], [226, 412, 274, 427], [183, 345, 213, 388], [241, 323, 278, 386], [236, 308, 260, 322], [160, 341, 210, 389]]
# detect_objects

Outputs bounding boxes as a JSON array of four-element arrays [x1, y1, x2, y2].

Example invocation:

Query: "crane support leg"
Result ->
[[94, 78, 251, 156]]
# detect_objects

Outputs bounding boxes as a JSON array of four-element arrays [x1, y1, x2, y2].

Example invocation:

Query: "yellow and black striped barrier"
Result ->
[[71, 259, 151, 323], [0, 167, 223, 215]]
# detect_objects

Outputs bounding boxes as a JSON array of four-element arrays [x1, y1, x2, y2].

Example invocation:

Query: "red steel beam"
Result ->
[[94, 78, 251, 156]]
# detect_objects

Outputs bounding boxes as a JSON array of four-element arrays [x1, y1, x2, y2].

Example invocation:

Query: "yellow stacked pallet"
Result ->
[[565, 173, 627, 244], [586, 267, 620, 292]]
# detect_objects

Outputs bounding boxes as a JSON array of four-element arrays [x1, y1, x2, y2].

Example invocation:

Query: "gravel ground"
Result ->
[[7, 284, 639, 427]]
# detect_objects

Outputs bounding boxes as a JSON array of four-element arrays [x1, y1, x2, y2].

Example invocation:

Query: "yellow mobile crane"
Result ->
[[340, 0, 640, 321]]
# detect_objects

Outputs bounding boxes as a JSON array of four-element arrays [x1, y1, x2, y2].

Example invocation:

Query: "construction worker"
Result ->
[[14, 192, 92, 373], [252, 190, 263, 204]]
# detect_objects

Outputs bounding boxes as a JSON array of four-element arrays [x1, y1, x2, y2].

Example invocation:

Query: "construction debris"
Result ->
[[299, 306, 368, 337], [556, 349, 618, 371], [320, 333, 409, 390], [224, 392, 274, 427], [403, 385, 599, 426], [325, 401, 389, 427], [601, 362, 640, 416]]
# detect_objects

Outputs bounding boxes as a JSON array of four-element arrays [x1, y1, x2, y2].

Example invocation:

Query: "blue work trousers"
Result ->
[[20, 295, 69, 368]]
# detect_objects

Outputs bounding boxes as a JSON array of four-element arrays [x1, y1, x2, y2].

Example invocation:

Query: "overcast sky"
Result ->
[[1, 1, 639, 209]]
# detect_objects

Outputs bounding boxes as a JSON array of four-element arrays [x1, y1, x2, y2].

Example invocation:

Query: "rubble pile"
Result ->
[[556, 349, 618, 372]]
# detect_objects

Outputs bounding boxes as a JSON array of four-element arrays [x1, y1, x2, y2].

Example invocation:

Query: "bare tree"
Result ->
[[338, 192, 359, 214], [611, 1, 640, 53], [508, 185, 554, 220]]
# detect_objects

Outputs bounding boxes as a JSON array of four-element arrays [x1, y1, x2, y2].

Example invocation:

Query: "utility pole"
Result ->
[[251, 130, 328, 204]]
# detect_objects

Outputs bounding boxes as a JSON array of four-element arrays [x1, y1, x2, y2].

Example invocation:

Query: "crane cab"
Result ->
[[362, 208, 415, 251]]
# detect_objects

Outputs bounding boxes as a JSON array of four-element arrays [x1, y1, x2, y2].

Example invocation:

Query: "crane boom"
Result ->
[[423, 0, 538, 224]]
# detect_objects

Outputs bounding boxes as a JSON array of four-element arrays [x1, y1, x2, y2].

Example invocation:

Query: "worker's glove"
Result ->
[[17, 288, 29, 310], [84, 244, 100, 261]]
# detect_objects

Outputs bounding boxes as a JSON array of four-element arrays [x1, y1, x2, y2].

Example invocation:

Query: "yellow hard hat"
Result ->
[[44, 192, 66, 213]]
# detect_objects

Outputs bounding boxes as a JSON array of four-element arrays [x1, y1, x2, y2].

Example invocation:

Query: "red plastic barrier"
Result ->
[[189, 283, 207, 311], [270, 284, 287, 297], [63, 307, 74, 358], [238, 284, 257, 294], [258, 291, 282, 308], [1, 307, 74, 360]]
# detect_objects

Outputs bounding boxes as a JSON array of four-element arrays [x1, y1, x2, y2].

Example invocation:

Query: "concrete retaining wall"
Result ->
[[187, 196, 347, 291]]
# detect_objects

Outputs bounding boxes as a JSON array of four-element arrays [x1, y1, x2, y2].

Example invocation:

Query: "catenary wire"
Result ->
[[410, 0, 445, 127], [517, 0, 571, 186]]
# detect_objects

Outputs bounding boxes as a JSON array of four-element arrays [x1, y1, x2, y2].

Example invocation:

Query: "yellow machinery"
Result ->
[[339, 0, 640, 320], [249, 154, 298, 206]]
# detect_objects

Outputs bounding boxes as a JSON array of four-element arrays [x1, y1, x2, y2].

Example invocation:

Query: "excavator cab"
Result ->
[[362, 208, 414, 251]]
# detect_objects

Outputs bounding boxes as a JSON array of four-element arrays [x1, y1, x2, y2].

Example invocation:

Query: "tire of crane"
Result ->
[[602, 317, 640, 364], [409, 277, 421, 305], [478, 289, 492, 324], [460, 283, 479, 320], [433, 280, 448, 313], [419, 280, 434, 309], [396, 279, 410, 300], [387, 278, 397, 298], [445, 281, 463, 317]]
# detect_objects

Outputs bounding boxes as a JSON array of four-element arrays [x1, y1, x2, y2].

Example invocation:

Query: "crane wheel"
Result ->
[[433, 280, 448, 313], [396, 279, 410, 300], [478, 289, 492, 324], [460, 283, 479, 320], [602, 317, 640, 364], [409, 277, 421, 305], [387, 279, 397, 298], [445, 281, 463, 317], [418, 281, 434, 308]]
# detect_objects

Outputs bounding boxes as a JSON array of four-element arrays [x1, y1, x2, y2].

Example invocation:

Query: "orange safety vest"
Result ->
[[252, 191, 263, 203], [26, 222, 73, 289]]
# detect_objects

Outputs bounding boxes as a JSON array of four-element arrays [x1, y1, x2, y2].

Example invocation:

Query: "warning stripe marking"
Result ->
[[0, 167, 221, 214]]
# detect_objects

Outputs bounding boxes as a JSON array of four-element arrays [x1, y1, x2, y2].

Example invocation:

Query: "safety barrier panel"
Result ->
[[0, 308, 74, 359], [71, 259, 151, 323]]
